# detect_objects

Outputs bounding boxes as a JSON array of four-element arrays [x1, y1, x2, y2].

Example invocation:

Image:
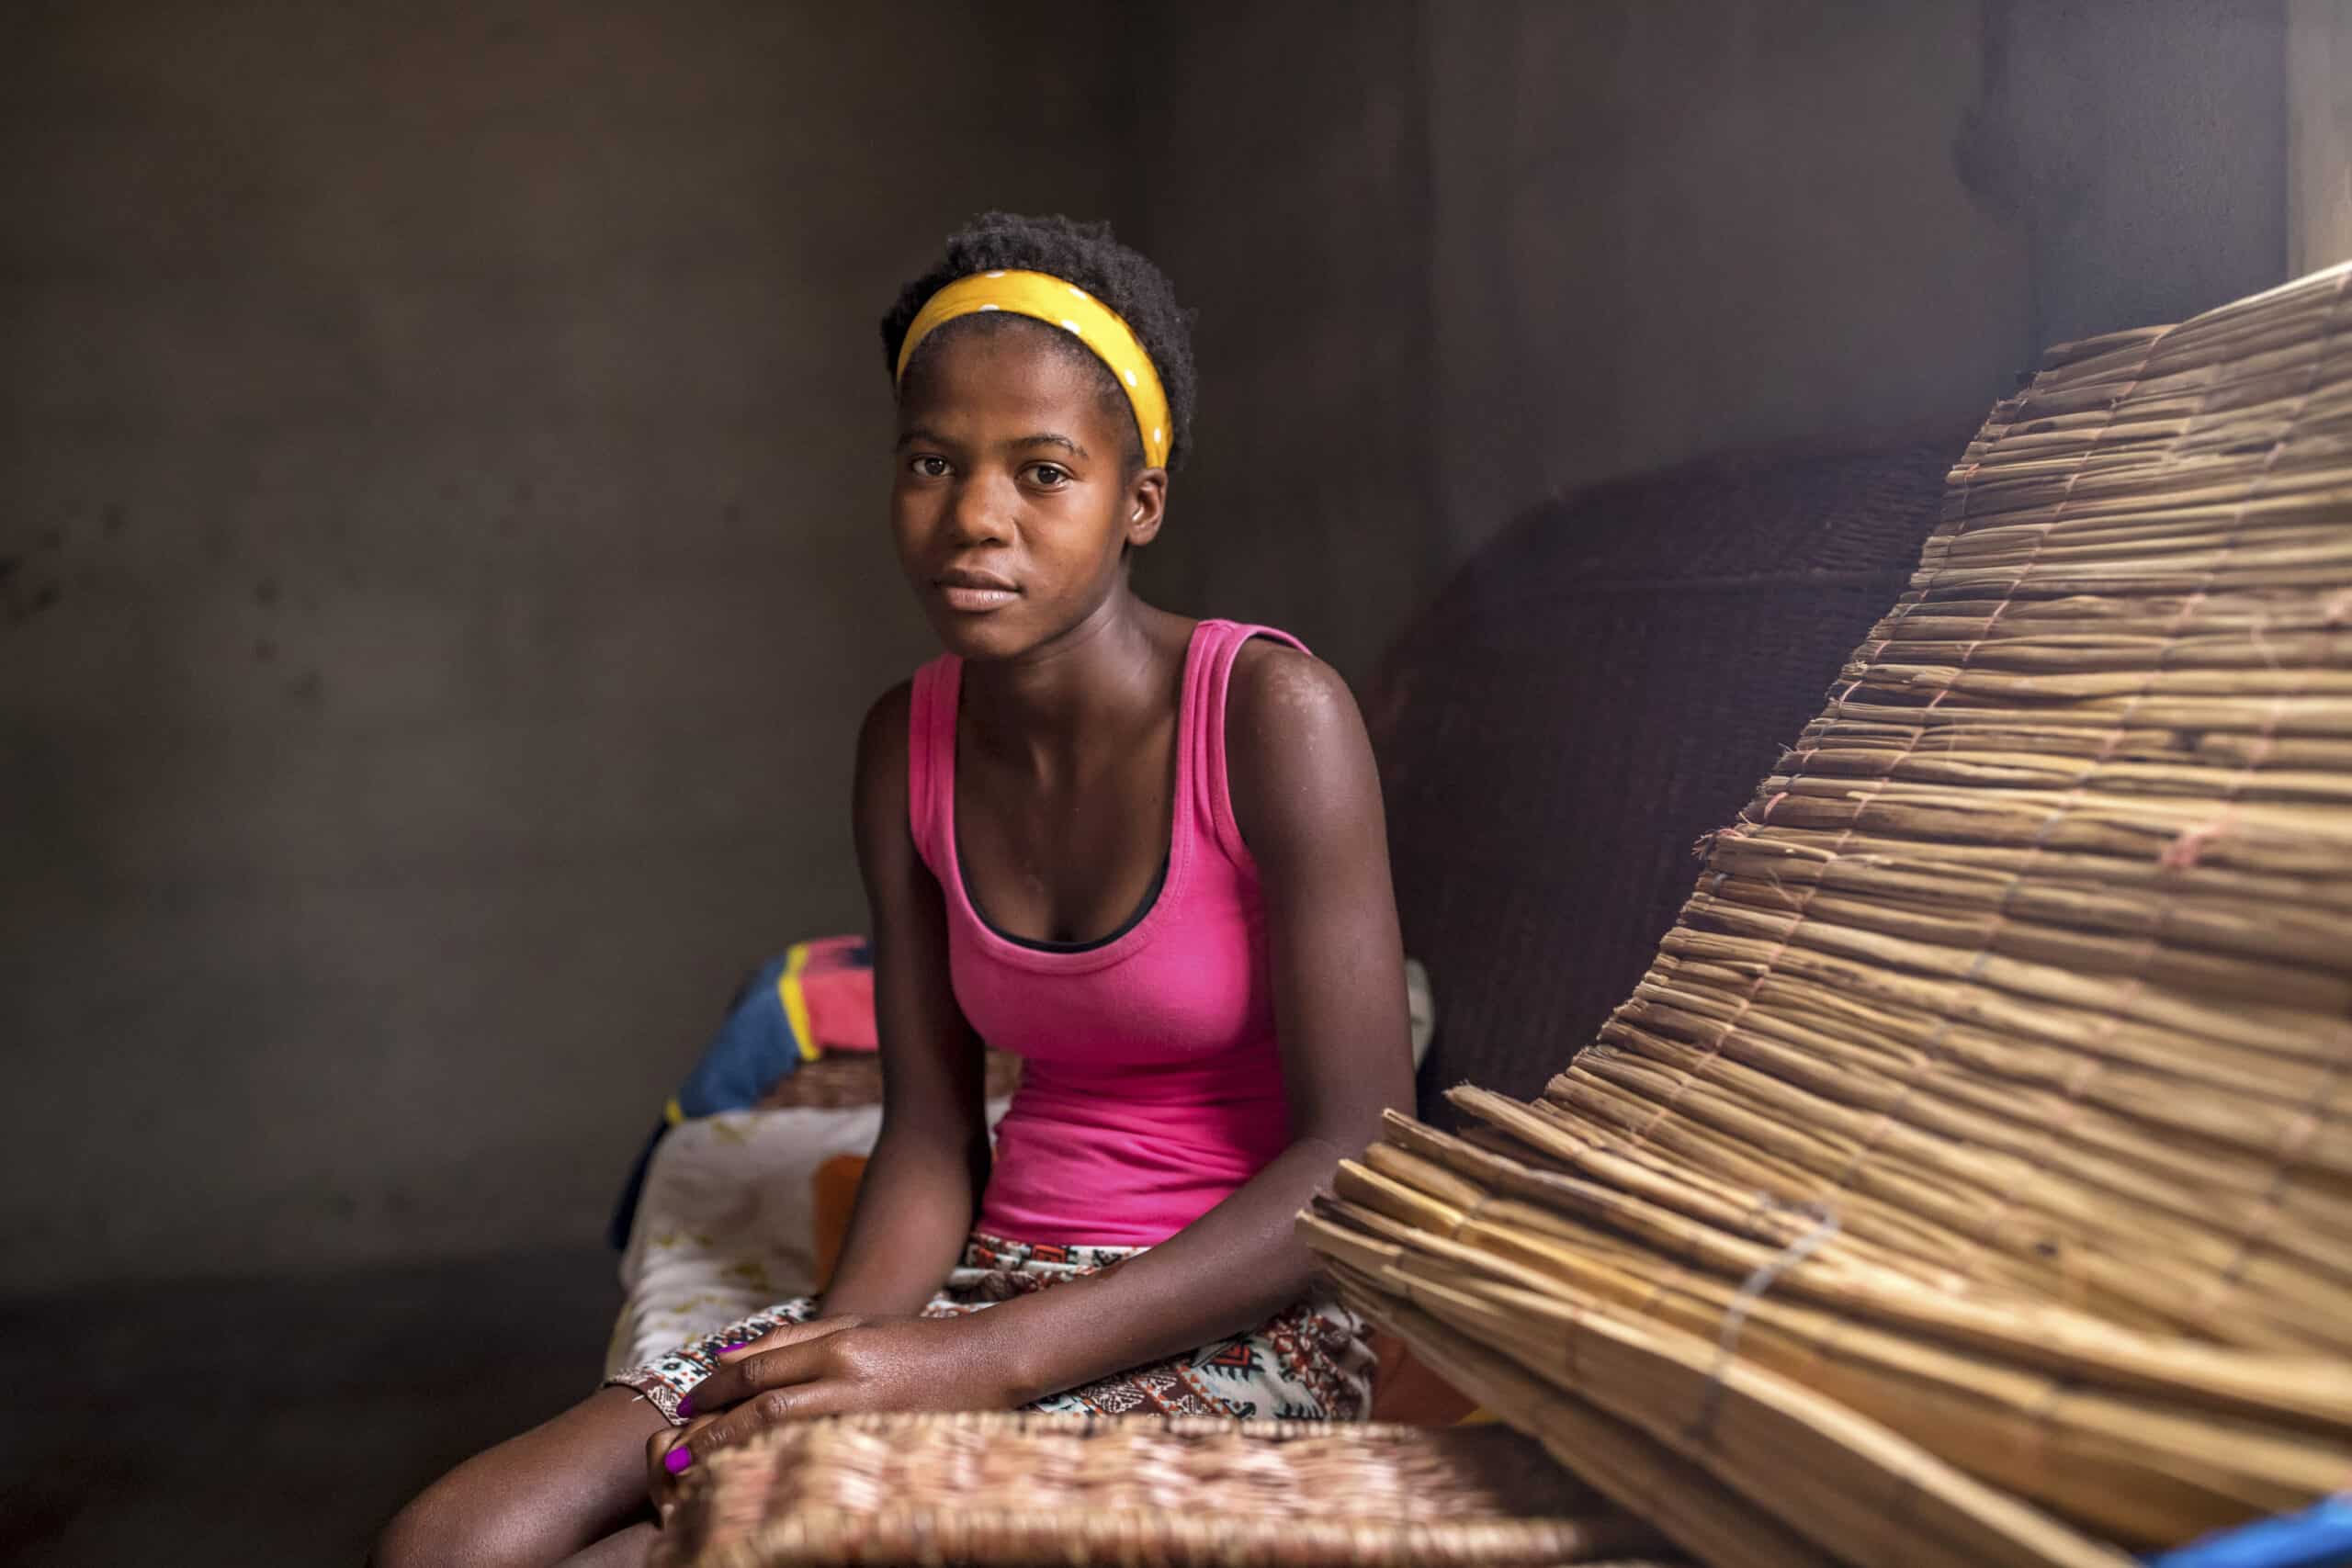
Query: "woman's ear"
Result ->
[[1124, 468, 1168, 549]]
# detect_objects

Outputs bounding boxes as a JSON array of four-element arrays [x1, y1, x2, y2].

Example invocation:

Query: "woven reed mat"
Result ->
[[650, 1413, 1675, 1568], [1305, 261, 2352, 1568]]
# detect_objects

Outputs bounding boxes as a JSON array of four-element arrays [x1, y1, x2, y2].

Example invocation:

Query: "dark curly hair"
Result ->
[[880, 212, 1197, 471]]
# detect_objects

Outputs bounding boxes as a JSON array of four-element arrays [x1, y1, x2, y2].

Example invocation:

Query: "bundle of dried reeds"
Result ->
[[1306, 262, 2352, 1568]]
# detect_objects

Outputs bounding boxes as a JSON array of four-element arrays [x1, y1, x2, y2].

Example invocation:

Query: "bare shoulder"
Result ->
[[1225, 639, 1381, 854], [1227, 638, 1362, 740]]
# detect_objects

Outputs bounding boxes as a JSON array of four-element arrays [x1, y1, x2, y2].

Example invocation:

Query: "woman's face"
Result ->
[[890, 321, 1164, 661]]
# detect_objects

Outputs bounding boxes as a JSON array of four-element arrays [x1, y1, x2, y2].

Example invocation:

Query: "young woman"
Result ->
[[373, 212, 1416, 1568]]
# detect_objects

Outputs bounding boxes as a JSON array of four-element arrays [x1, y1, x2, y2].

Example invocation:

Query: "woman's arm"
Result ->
[[673, 646, 1414, 1434], [811, 682, 993, 1320]]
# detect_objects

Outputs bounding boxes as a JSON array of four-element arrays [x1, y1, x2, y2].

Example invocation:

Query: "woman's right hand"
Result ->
[[651, 1310, 1032, 1490], [643, 1317, 865, 1513]]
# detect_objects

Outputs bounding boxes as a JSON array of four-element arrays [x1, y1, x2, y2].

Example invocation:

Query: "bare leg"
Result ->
[[554, 1521, 660, 1568], [371, 1386, 669, 1568]]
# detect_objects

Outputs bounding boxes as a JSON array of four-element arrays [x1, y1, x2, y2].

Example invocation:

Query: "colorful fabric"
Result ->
[[786, 935, 879, 1053], [908, 621, 1310, 1249], [605, 1231, 1374, 1426], [609, 939, 880, 1249], [667, 938, 877, 1129], [894, 270, 1171, 468]]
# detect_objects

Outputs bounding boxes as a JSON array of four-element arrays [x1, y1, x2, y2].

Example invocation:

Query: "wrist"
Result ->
[[965, 1293, 1070, 1406]]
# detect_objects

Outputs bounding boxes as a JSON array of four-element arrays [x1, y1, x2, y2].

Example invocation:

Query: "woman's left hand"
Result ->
[[657, 1313, 1025, 1475]]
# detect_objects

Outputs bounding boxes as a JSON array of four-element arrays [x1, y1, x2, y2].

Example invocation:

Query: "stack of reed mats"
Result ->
[[1304, 261, 2352, 1568]]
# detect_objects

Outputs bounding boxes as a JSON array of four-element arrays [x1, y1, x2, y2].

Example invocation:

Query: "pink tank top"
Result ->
[[906, 619, 1303, 1247]]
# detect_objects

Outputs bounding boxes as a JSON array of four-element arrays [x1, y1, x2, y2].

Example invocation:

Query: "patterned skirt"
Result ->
[[605, 1231, 1375, 1424]]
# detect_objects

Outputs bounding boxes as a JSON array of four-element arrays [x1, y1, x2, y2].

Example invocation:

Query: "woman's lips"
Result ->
[[939, 583, 1018, 612], [934, 572, 1019, 613]]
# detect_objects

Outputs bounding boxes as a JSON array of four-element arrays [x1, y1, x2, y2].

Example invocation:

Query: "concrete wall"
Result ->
[[1975, 0, 2286, 348], [0, 1, 1119, 1292], [2289, 0, 2352, 273], [0, 0, 2303, 1292], [1419, 0, 2288, 563], [1422, 0, 2034, 562], [1124, 0, 2287, 655], [1121, 0, 1438, 688]]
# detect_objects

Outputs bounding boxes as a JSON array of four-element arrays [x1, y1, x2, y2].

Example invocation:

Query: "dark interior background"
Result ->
[[1, 2, 2339, 1562]]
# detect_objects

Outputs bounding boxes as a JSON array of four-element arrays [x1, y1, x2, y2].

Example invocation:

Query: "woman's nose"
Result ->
[[946, 474, 1013, 545]]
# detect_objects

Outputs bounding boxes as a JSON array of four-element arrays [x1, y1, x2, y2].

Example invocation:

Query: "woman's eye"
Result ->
[[910, 456, 950, 478]]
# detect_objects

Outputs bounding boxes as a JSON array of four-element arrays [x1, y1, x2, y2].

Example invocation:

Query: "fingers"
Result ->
[[667, 1381, 855, 1472], [680, 1318, 858, 1418], [645, 1414, 718, 1511], [714, 1314, 860, 1364], [677, 1343, 815, 1418], [647, 1423, 681, 1498]]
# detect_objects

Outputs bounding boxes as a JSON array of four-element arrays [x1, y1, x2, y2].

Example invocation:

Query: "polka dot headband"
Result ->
[[893, 269, 1172, 468]]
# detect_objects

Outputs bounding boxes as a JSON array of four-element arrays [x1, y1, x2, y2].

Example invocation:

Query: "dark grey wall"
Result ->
[[1971, 0, 2288, 349], [1423, 0, 2032, 560], [1123, 0, 1438, 688], [1419, 0, 2288, 565], [0, 0, 2300, 1292], [1, 2, 1120, 1291]]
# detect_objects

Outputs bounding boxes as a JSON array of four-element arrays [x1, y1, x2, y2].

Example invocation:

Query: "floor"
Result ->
[[0, 1246, 619, 1567]]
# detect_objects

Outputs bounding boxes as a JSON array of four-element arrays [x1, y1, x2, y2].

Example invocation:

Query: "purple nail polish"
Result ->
[[675, 1394, 695, 1417], [664, 1446, 695, 1475]]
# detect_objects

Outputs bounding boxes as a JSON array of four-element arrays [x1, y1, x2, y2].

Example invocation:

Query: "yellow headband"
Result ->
[[893, 269, 1172, 468]]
